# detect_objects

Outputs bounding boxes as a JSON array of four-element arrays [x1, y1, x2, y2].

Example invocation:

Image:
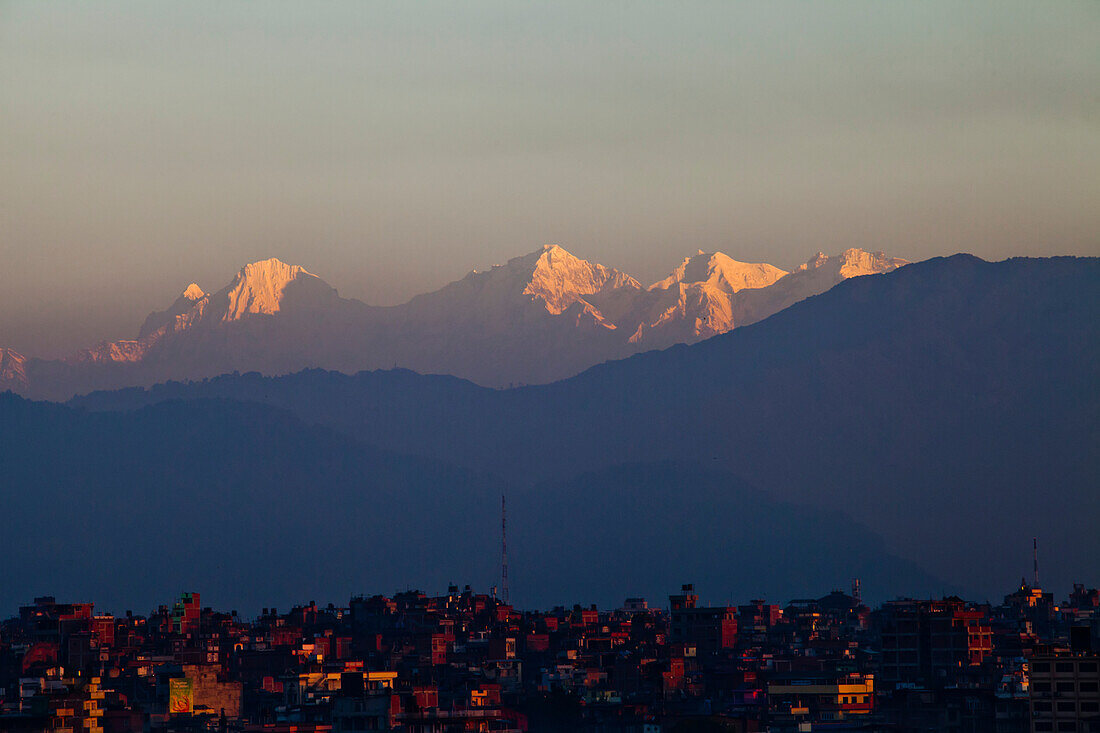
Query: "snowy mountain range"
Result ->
[[0, 245, 906, 399]]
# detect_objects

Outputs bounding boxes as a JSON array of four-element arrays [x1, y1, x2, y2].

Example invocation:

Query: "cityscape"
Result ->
[[1, 578, 1098, 732]]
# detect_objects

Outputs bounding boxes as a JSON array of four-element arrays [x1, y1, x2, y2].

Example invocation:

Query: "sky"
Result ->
[[1, 1, 1098, 358]]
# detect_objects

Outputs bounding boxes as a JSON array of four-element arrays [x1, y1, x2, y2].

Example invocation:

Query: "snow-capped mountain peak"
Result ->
[[138, 282, 212, 339], [222, 258, 319, 321], [522, 245, 642, 315], [622, 252, 788, 346], [799, 248, 908, 278], [182, 283, 206, 301], [651, 251, 788, 294]]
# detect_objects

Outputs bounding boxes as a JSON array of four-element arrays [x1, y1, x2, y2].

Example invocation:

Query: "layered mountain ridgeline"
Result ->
[[0, 395, 939, 614], [73, 255, 1100, 599], [0, 246, 904, 400]]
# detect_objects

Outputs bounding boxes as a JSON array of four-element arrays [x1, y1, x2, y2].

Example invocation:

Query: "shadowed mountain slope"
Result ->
[[0, 395, 939, 613], [0, 395, 502, 615], [514, 462, 949, 607]]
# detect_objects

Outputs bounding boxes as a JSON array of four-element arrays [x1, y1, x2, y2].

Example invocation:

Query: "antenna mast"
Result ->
[[501, 493, 509, 603], [1033, 537, 1039, 588]]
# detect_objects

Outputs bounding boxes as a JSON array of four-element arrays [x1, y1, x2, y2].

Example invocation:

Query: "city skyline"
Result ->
[[2, 578, 1096, 731]]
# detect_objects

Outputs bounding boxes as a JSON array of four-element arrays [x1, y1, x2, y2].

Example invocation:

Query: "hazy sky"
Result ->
[[2, 1, 1098, 357]]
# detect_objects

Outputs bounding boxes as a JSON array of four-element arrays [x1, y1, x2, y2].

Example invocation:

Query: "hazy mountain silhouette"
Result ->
[[1, 246, 903, 399], [0, 395, 940, 614], [0, 395, 502, 615], [513, 462, 949, 607], [70, 255, 1100, 599]]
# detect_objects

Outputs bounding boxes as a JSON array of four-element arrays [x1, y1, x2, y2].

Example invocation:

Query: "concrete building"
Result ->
[[1029, 651, 1100, 733]]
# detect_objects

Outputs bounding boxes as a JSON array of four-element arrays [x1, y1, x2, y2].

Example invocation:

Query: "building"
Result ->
[[1028, 650, 1100, 733], [767, 671, 874, 728], [669, 585, 737, 655], [878, 598, 993, 688]]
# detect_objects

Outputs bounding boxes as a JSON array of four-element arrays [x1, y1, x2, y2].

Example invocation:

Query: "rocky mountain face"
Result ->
[[624, 251, 789, 349], [138, 282, 207, 339], [1, 245, 905, 399], [0, 348, 27, 393]]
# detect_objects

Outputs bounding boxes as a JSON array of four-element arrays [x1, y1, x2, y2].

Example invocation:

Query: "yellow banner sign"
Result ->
[[169, 677, 194, 715]]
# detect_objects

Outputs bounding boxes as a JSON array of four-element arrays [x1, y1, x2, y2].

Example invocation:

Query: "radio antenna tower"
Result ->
[[1033, 537, 1039, 588], [501, 493, 509, 603]]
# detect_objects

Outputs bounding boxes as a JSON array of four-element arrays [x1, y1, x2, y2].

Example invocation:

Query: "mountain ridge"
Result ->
[[1, 245, 906, 399]]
